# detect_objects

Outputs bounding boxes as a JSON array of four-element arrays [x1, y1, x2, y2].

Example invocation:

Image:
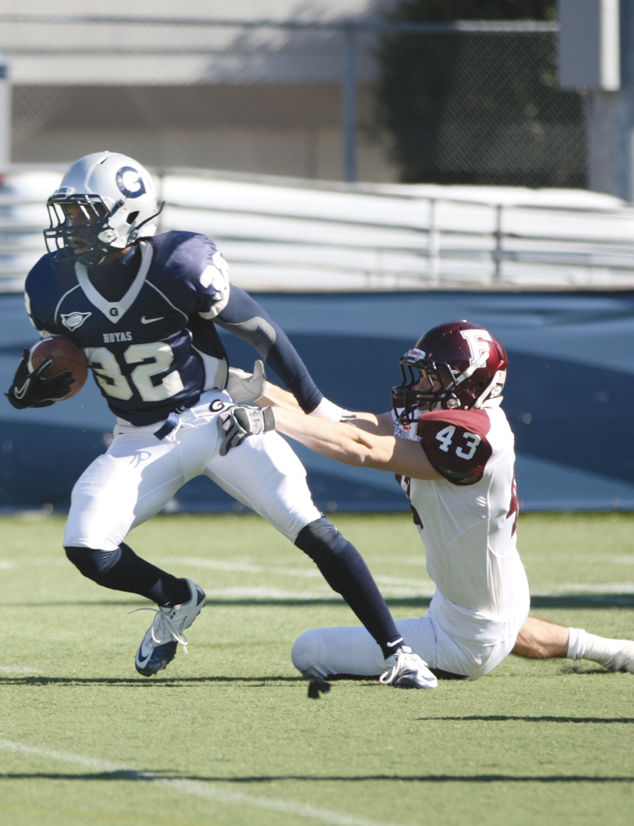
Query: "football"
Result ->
[[28, 336, 89, 400]]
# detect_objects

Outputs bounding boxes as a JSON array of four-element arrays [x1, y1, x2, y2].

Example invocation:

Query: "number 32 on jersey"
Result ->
[[85, 342, 184, 402], [435, 424, 481, 461]]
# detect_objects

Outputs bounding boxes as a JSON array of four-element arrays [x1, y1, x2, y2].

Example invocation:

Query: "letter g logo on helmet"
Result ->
[[115, 166, 147, 199]]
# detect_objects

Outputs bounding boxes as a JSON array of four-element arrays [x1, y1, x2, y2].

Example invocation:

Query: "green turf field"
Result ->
[[1, 511, 633, 826]]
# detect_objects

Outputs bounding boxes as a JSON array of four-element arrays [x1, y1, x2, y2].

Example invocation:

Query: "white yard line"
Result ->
[[530, 583, 634, 595], [365, 556, 426, 566], [197, 584, 634, 600], [4, 554, 634, 569], [521, 554, 634, 564], [170, 556, 325, 578], [0, 738, 400, 826], [0, 559, 67, 569], [2, 557, 634, 598], [167, 556, 430, 589], [199, 585, 437, 600]]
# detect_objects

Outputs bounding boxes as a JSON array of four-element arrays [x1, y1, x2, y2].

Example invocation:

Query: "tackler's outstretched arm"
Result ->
[[272, 406, 441, 481]]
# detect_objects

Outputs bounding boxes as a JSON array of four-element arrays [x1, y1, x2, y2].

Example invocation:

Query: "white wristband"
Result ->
[[308, 397, 352, 421]]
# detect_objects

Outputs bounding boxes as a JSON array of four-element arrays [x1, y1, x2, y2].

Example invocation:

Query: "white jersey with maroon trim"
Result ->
[[394, 405, 526, 618]]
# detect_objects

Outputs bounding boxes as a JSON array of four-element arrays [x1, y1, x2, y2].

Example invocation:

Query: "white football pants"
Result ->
[[64, 390, 321, 551], [292, 583, 531, 681]]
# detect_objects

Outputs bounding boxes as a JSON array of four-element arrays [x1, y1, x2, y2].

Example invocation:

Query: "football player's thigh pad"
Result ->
[[64, 435, 186, 550], [206, 430, 320, 541]]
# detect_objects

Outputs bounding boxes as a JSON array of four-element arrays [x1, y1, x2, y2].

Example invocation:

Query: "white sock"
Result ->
[[566, 627, 587, 660], [567, 627, 625, 668]]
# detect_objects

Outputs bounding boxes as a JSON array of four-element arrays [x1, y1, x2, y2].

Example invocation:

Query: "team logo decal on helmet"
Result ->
[[115, 167, 146, 199], [460, 328, 493, 366], [392, 320, 508, 423]]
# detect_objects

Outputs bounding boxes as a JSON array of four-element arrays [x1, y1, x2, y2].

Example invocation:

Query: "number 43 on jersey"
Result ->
[[435, 424, 481, 461]]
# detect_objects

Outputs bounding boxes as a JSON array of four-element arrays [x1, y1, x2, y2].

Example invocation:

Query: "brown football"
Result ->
[[28, 336, 89, 400]]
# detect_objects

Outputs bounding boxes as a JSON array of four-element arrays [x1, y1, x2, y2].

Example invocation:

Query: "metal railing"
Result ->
[[2, 166, 634, 293]]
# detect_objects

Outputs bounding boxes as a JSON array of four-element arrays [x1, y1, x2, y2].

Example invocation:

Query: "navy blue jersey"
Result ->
[[25, 231, 321, 425]]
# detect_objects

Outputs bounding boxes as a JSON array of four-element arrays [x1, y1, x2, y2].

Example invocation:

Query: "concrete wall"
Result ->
[[1, 2, 399, 181], [11, 84, 395, 181]]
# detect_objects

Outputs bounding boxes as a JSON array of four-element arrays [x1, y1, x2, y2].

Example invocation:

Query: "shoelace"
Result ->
[[129, 606, 190, 653], [379, 651, 413, 685]]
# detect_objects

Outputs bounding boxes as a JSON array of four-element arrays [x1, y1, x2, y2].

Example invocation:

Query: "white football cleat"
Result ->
[[380, 645, 438, 689], [134, 579, 206, 677]]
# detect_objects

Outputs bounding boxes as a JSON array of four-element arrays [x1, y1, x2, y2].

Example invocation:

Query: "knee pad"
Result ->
[[65, 545, 126, 582], [294, 517, 348, 561]]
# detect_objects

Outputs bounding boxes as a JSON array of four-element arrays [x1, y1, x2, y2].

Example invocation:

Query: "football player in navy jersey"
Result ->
[[224, 321, 634, 683], [6, 151, 435, 691]]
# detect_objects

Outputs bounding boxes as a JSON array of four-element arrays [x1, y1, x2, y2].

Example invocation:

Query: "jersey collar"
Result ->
[[75, 241, 153, 325]]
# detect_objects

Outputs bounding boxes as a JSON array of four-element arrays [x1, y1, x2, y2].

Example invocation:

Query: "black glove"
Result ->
[[5, 349, 75, 410], [218, 405, 276, 456]]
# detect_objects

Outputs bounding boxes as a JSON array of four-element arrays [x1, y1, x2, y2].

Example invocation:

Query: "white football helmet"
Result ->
[[44, 151, 162, 266]]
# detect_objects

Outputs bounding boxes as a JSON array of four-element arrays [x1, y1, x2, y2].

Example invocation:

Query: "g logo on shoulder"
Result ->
[[116, 166, 147, 199]]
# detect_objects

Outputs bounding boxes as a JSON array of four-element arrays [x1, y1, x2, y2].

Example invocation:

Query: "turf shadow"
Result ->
[[7, 594, 634, 610], [0, 675, 306, 687], [424, 715, 634, 724], [529, 595, 634, 609], [2, 771, 633, 784]]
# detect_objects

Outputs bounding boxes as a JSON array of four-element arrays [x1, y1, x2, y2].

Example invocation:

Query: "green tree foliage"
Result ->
[[375, 0, 586, 186]]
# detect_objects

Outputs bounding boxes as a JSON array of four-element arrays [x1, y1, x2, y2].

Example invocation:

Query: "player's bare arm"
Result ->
[[273, 406, 441, 480], [258, 382, 304, 412], [261, 380, 393, 433], [349, 410, 394, 436]]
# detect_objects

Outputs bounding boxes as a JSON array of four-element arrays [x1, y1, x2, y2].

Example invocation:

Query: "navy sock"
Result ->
[[295, 518, 403, 659], [65, 543, 191, 607]]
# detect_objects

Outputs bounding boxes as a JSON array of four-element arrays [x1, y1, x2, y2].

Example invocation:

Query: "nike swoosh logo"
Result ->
[[13, 379, 30, 400], [137, 639, 155, 664], [141, 316, 164, 324]]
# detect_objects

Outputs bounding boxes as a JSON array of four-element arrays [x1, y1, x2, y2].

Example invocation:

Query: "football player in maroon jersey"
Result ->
[[221, 320, 634, 684]]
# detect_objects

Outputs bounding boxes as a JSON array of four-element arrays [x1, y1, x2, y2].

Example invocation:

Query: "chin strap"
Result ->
[[473, 369, 507, 409], [129, 201, 165, 242]]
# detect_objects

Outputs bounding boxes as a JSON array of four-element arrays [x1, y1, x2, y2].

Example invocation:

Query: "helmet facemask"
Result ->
[[392, 350, 464, 424], [45, 194, 122, 266]]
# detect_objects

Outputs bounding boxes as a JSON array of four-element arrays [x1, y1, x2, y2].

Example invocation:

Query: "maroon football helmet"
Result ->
[[392, 320, 508, 423]]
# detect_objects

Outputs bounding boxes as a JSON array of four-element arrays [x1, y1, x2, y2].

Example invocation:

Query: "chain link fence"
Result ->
[[1, 15, 586, 187], [375, 24, 587, 188]]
